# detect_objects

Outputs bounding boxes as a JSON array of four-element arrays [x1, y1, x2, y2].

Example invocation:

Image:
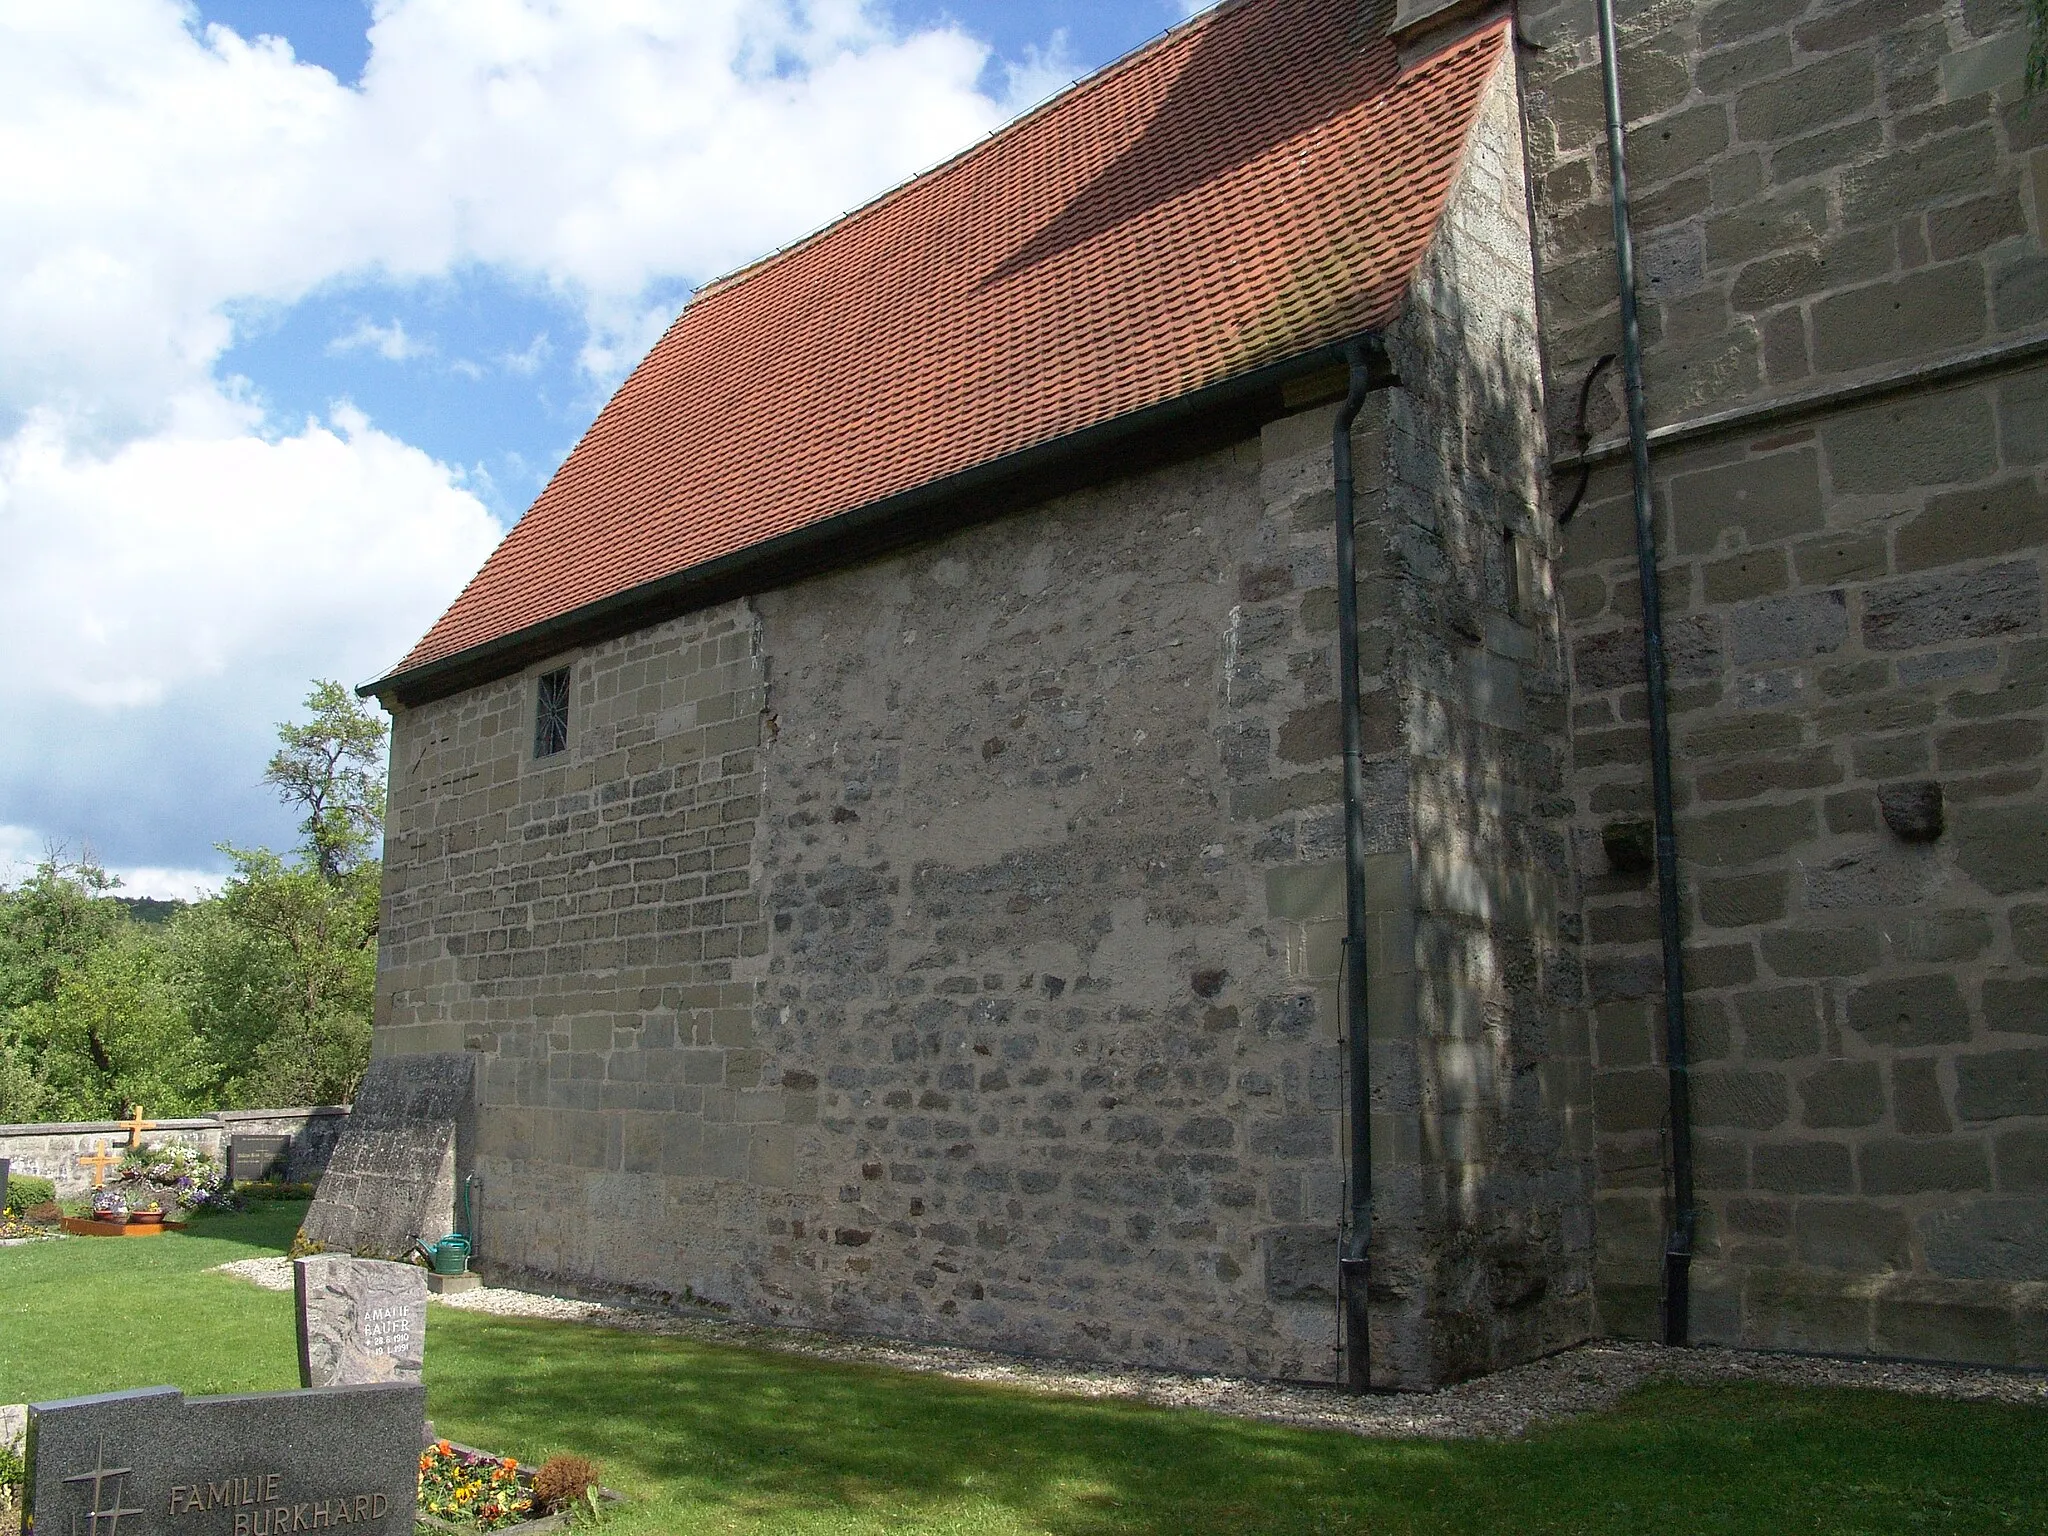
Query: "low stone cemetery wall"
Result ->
[[0, 1106, 349, 1196]]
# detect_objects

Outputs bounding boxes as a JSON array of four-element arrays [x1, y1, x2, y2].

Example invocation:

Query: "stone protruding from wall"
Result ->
[[301, 1054, 475, 1260]]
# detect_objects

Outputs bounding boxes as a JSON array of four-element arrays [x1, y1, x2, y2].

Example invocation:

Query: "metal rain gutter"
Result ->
[[1595, 0, 1695, 1348]]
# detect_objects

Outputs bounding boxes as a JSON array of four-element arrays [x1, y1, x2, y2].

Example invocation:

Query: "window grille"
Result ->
[[534, 667, 570, 758]]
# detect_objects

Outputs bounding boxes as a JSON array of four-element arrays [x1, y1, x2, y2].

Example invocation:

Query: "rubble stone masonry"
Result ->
[[1520, 0, 2048, 1358], [372, 51, 1586, 1388]]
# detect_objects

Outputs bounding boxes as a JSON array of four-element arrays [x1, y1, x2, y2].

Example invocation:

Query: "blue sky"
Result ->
[[0, 0, 1211, 895], [201, 0, 1200, 523]]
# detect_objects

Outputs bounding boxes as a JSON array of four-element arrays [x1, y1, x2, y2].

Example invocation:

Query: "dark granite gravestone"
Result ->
[[300, 1053, 476, 1261], [230, 1136, 292, 1184], [1, 1155, 11, 1213], [26, 1381, 422, 1536], [294, 1257, 427, 1388]]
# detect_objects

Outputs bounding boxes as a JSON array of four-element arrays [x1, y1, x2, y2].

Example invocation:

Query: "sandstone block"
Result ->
[[1706, 190, 1828, 267], [1983, 975, 2048, 1036], [1812, 264, 1988, 373], [1729, 590, 1849, 665], [1794, 531, 1888, 586], [1955, 1049, 2048, 1120], [1862, 562, 2041, 652], [1994, 1125, 2048, 1189], [1695, 1068, 1790, 1129], [1734, 51, 1876, 143], [1892, 1057, 1954, 1136], [1682, 800, 1817, 867], [1738, 985, 1821, 1059], [1763, 925, 1882, 978], [1899, 480, 2048, 575], [1800, 1061, 1886, 1128], [1796, 1199, 1912, 1272], [1920, 1195, 2048, 1281], [1670, 449, 1824, 556], [1846, 974, 1971, 1046], [1754, 1140, 1853, 1194], [1704, 549, 1790, 603], [2012, 904, 2048, 964], [1700, 872, 1789, 928], [1859, 1137, 1990, 1195], [1821, 389, 1999, 494], [1955, 804, 2048, 894]]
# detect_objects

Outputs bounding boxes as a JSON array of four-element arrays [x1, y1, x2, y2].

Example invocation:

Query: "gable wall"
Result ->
[[1518, 0, 2048, 1359], [381, 434, 1394, 1381]]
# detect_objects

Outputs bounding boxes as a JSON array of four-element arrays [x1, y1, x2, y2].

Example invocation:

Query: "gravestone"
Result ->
[[231, 1136, 293, 1184], [300, 1053, 475, 1261], [26, 1381, 422, 1535], [295, 1258, 428, 1389], [2, 1155, 11, 1212]]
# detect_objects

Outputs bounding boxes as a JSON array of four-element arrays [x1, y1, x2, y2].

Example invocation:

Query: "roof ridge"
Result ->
[[689, 0, 1253, 306]]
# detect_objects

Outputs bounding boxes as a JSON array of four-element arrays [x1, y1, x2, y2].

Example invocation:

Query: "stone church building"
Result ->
[[318, 0, 2048, 1387]]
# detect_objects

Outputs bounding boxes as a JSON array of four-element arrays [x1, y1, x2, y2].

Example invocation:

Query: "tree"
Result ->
[[178, 847, 377, 1106], [264, 680, 389, 881], [0, 855, 209, 1120]]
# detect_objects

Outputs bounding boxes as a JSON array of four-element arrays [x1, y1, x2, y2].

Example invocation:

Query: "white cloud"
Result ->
[[328, 318, 430, 361], [497, 332, 552, 377], [0, 400, 499, 709], [106, 866, 226, 902], [0, 0, 1038, 866], [0, 0, 1025, 428]]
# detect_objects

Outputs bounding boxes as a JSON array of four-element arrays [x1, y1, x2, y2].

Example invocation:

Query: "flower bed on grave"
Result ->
[[115, 1141, 240, 1216], [417, 1441, 617, 1534]]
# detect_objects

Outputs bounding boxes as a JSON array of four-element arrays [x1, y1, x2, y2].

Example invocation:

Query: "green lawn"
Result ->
[[4, 1210, 2044, 1534]]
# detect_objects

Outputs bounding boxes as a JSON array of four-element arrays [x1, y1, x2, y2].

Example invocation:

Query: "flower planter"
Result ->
[[416, 1442, 620, 1534]]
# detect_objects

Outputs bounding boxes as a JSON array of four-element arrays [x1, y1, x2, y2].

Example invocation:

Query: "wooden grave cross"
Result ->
[[119, 1104, 156, 1148], [77, 1140, 121, 1189]]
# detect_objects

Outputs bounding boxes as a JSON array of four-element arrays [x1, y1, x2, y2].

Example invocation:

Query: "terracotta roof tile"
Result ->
[[389, 1, 1507, 683]]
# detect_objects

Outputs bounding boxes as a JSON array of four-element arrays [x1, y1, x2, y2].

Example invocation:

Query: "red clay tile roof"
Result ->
[[386, 0, 1508, 686]]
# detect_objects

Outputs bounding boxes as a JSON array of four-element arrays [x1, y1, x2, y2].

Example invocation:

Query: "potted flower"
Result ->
[[91, 1190, 128, 1224], [128, 1198, 166, 1227]]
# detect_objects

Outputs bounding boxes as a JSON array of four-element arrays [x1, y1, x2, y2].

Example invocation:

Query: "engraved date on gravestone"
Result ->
[[27, 1382, 422, 1536]]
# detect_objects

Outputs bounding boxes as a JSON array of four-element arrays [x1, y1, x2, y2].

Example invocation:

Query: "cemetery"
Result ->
[[4, 1165, 2048, 1532]]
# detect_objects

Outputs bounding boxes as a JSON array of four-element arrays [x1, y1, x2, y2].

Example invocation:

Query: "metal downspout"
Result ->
[[1595, 0, 1695, 1347], [1335, 340, 1384, 1390]]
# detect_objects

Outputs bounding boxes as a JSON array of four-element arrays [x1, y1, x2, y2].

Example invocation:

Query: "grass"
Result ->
[[4, 1211, 2046, 1534]]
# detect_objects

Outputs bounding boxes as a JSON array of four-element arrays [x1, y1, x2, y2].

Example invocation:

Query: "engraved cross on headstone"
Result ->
[[76, 1141, 121, 1190], [61, 1436, 144, 1536]]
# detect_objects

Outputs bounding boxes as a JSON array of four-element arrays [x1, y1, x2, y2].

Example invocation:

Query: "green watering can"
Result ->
[[414, 1234, 471, 1275]]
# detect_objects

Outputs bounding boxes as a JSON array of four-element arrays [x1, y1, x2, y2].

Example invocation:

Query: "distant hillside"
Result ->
[[117, 896, 188, 925]]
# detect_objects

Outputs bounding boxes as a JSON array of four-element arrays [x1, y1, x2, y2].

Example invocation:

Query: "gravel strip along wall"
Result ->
[[207, 1259, 2047, 1441]]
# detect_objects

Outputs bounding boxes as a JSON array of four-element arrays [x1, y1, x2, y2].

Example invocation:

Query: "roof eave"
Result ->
[[361, 331, 1393, 709]]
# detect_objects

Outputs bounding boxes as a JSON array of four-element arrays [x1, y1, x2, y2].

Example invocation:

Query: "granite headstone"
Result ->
[[26, 1381, 422, 1535], [294, 1257, 428, 1389], [1, 1155, 11, 1214]]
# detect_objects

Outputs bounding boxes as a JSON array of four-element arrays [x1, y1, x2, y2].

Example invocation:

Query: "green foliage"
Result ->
[[0, 683, 385, 1121], [3, 1175, 55, 1214], [263, 680, 389, 882], [6, 1212, 2048, 1536]]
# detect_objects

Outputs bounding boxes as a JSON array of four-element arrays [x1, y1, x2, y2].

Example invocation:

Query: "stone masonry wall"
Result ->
[[1519, 0, 2048, 1358], [1352, 49, 1595, 1384], [368, 38, 1591, 1392]]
